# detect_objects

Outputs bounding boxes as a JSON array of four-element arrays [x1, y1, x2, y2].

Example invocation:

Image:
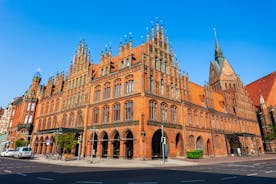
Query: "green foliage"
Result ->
[[57, 133, 77, 154], [15, 139, 26, 148], [187, 150, 203, 159], [266, 124, 276, 140]]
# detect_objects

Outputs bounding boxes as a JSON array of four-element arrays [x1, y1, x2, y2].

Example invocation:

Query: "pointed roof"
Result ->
[[246, 72, 276, 107], [213, 28, 224, 63]]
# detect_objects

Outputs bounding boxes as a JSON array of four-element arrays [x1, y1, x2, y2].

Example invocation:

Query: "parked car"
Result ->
[[1, 150, 6, 157], [0, 149, 15, 157], [14, 147, 32, 159]]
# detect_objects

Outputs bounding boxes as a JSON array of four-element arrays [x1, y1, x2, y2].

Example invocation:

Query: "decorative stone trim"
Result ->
[[147, 120, 182, 129]]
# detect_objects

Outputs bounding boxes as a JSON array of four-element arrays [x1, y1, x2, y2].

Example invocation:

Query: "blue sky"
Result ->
[[0, 0, 275, 108]]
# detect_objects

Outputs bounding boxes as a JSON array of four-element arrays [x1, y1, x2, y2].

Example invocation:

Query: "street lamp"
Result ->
[[90, 124, 98, 164]]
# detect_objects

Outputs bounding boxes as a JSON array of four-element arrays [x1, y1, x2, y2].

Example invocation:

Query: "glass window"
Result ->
[[150, 100, 157, 120], [125, 101, 133, 120], [113, 103, 120, 121]]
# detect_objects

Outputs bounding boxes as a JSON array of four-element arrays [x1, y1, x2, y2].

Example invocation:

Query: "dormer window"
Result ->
[[121, 60, 124, 69], [126, 58, 130, 67]]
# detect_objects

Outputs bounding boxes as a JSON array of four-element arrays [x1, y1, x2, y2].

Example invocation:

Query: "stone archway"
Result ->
[[33, 137, 39, 154], [125, 130, 134, 159], [39, 137, 44, 154], [91, 133, 98, 157], [175, 133, 183, 156], [196, 136, 203, 150], [229, 136, 242, 155], [101, 132, 108, 158], [112, 131, 120, 158], [206, 139, 213, 156], [151, 129, 168, 159]]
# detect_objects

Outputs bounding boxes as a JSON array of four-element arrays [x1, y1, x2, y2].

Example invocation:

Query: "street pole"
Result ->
[[161, 125, 165, 164], [90, 124, 95, 164], [78, 135, 82, 160]]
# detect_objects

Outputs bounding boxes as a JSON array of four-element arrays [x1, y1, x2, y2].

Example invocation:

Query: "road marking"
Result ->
[[3, 169, 12, 173], [76, 181, 103, 184], [220, 176, 237, 180], [180, 179, 205, 183], [16, 173, 27, 177], [247, 173, 258, 176], [265, 170, 273, 174], [36, 177, 54, 181], [128, 182, 157, 184]]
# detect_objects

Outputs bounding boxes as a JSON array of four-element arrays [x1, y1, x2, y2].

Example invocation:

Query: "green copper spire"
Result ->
[[213, 28, 224, 62]]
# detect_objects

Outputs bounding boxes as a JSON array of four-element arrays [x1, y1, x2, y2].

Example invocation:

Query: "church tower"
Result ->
[[209, 29, 237, 92]]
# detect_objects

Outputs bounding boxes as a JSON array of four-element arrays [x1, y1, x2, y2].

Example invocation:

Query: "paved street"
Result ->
[[0, 157, 275, 184]]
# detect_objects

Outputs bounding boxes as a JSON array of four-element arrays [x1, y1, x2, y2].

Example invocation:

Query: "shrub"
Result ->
[[186, 150, 203, 159]]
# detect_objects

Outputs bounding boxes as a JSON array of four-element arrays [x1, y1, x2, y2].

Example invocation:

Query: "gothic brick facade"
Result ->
[[246, 72, 276, 152], [31, 22, 263, 159]]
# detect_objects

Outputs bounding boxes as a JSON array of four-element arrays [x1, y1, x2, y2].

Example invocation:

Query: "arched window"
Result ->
[[125, 101, 133, 120], [171, 105, 177, 123], [94, 85, 101, 102], [125, 75, 134, 95], [114, 79, 122, 97], [102, 105, 109, 123], [161, 103, 168, 122], [161, 79, 164, 95], [113, 103, 120, 121], [93, 108, 99, 124], [68, 113, 74, 128], [149, 75, 153, 93], [149, 100, 157, 120], [76, 111, 83, 127], [104, 82, 111, 99]]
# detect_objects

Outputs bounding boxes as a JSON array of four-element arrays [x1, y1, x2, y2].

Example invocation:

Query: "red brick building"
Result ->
[[246, 72, 276, 152], [7, 73, 42, 149], [31, 22, 263, 159]]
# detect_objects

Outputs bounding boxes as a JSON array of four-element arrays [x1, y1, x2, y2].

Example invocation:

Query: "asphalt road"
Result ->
[[0, 157, 275, 184]]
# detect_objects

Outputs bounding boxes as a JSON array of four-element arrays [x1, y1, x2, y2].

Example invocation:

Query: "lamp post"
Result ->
[[90, 124, 98, 164]]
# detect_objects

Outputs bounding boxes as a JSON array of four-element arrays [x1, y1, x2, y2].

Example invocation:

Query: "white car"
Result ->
[[1, 150, 6, 157], [1, 149, 16, 157], [14, 147, 32, 159]]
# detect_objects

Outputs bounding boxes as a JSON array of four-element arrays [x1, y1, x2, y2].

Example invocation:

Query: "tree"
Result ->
[[57, 133, 77, 154], [15, 139, 26, 148]]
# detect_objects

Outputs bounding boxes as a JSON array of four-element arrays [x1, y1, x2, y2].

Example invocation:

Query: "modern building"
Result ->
[[0, 104, 13, 150], [246, 72, 276, 152], [31, 22, 263, 159], [7, 73, 43, 149]]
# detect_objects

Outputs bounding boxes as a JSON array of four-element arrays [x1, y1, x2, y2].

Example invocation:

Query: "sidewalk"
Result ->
[[30, 156, 198, 168], [176, 153, 276, 165], [29, 154, 276, 168]]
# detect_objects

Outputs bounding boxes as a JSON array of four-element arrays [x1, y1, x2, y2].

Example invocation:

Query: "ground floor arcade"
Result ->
[[31, 125, 263, 159]]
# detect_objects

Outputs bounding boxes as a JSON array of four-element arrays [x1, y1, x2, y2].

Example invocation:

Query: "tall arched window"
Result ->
[[76, 111, 83, 127], [114, 79, 122, 97], [55, 99, 60, 112], [125, 75, 134, 95], [93, 108, 99, 124], [102, 106, 109, 123], [104, 82, 111, 99], [113, 103, 120, 121], [94, 85, 101, 102], [149, 75, 153, 93], [149, 100, 157, 120], [161, 103, 168, 122], [125, 101, 133, 120], [171, 105, 177, 123], [161, 79, 164, 95]]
